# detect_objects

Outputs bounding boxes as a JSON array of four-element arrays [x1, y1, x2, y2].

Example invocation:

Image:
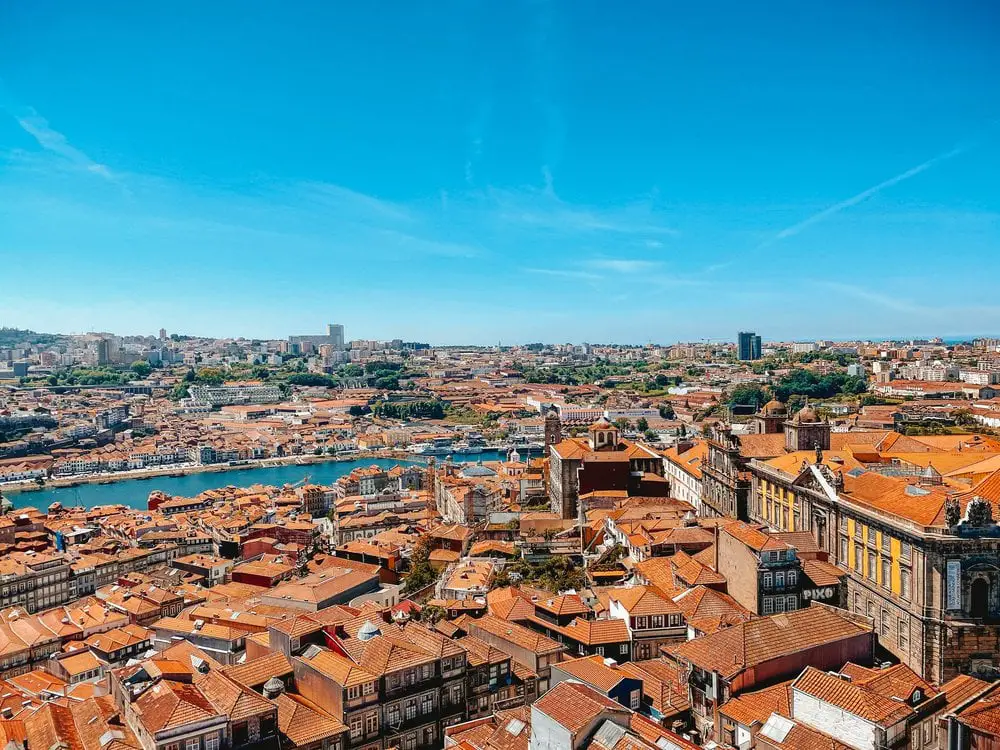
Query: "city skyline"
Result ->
[[2, 1, 1000, 343]]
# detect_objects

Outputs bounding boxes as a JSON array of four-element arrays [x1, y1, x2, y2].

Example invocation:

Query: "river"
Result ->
[[4, 449, 540, 510]]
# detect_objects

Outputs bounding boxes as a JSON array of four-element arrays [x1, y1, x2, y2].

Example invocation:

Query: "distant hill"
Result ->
[[0, 327, 63, 347]]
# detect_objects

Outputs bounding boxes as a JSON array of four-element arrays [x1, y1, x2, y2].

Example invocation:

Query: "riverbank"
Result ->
[[2, 450, 417, 495], [4, 456, 422, 511]]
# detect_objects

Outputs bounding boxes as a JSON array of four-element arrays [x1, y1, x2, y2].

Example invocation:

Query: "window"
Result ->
[[363, 681, 375, 696], [635, 616, 648, 629], [596, 646, 605, 656], [868, 554, 877, 581], [186, 739, 199, 750], [854, 523, 862, 540], [867, 600, 875, 619], [786, 596, 797, 611], [901, 568, 911, 600], [630, 690, 641, 710], [854, 592, 862, 614], [840, 537, 849, 566], [774, 597, 786, 613], [882, 559, 891, 590], [775, 572, 785, 588], [405, 701, 417, 721], [854, 545, 863, 573], [762, 572, 772, 589], [365, 713, 378, 734], [421, 695, 433, 714], [881, 534, 891, 553], [205, 735, 220, 750], [350, 716, 362, 740], [347, 685, 361, 700], [620, 643, 629, 655], [867, 527, 876, 545], [787, 571, 797, 586], [901, 542, 912, 562], [451, 685, 462, 702], [762, 597, 774, 615], [387, 705, 400, 726], [898, 618, 908, 650], [651, 615, 664, 628], [881, 609, 890, 637]]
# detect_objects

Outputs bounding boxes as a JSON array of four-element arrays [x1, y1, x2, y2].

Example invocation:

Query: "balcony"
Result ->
[[384, 675, 440, 698]]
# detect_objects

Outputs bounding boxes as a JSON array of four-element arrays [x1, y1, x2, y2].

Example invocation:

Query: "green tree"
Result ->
[[658, 403, 675, 419], [636, 417, 649, 432], [727, 384, 770, 408], [195, 367, 225, 385], [403, 535, 440, 594], [130, 361, 152, 378]]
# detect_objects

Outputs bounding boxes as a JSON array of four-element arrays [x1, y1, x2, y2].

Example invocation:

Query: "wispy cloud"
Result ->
[[585, 259, 660, 273], [759, 145, 967, 248], [822, 282, 924, 314], [524, 267, 601, 281], [490, 187, 678, 237], [0, 83, 118, 184]]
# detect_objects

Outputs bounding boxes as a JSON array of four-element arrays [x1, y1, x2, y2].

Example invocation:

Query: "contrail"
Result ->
[[758, 145, 966, 248]]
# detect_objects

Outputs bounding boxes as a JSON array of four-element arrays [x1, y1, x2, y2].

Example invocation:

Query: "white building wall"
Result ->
[[530, 708, 574, 750], [791, 689, 875, 750]]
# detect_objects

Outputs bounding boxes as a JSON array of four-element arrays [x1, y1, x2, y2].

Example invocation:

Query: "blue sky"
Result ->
[[1, 1, 999, 344]]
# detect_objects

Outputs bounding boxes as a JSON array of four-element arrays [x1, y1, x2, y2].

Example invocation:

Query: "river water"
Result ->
[[3, 449, 539, 510]]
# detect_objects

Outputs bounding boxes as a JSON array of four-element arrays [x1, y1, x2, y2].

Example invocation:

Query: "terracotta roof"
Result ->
[[534, 594, 590, 618], [719, 681, 792, 727], [556, 655, 628, 692], [801, 559, 848, 588], [669, 607, 871, 679], [469, 615, 564, 659], [297, 646, 376, 687], [722, 522, 790, 553], [195, 669, 276, 722], [792, 667, 913, 725], [533, 681, 628, 734], [275, 692, 347, 747], [618, 659, 690, 717], [133, 679, 221, 733], [223, 652, 293, 688], [939, 674, 992, 714], [608, 585, 680, 616]]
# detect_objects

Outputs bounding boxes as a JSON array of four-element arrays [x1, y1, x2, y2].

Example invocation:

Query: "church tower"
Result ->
[[784, 404, 831, 452], [545, 407, 562, 450], [752, 399, 787, 434], [588, 417, 620, 451]]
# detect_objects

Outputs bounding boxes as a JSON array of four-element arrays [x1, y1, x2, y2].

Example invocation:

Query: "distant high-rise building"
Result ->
[[159, 328, 167, 340], [328, 323, 345, 350], [737, 331, 762, 361], [289, 323, 345, 350], [95, 338, 111, 366]]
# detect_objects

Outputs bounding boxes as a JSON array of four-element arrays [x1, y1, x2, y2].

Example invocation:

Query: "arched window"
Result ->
[[971, 577, 990, 619]]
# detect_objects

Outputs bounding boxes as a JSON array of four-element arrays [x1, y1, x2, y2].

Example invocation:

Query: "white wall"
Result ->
[[792, 689, 875, 750], [530, 707, 574, 750]]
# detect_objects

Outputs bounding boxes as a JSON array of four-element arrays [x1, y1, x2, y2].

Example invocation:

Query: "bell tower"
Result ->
[[588, 417, 619, 451], [545, 407, 562, 450]]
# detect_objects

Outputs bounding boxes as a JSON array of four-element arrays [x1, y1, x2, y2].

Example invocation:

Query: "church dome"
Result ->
[[794, 405, 819, 423], [357, 621, 381, 641], [761, 399, 786, 416], [590, 416, 613, 430]]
